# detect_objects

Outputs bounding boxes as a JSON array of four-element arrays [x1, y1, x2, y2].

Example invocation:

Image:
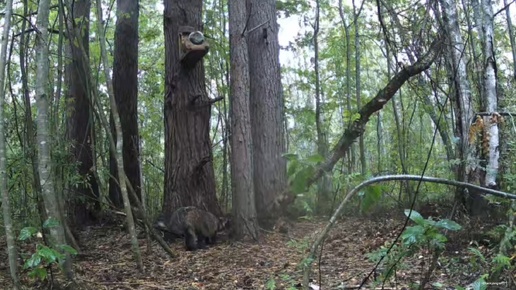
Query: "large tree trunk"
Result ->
[[229, 0, 258, 240], [65, 0, 100, 226], [246, 0, 287, 227], [109, 0, 141, 208], [163, 0, 221, 217]]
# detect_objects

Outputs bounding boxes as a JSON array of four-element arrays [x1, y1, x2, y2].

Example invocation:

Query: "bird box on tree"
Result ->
[[179, 26, 209, 67]]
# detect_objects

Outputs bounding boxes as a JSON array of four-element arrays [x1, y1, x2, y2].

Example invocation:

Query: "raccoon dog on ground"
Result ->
[[154, 206, 225, 251]]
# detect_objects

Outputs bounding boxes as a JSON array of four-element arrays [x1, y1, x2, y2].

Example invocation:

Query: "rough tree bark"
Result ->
[[109, 0, 141, 208], [65, 0, 101, 226], [163, 0, 221, 217], [246, 0, 287, 227], [229, 0, 258, 240]]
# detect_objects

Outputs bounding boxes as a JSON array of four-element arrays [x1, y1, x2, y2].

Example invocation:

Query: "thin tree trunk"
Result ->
[[503, 0, 516, 80], [35, 0, 73, 278], [20, 0, 47, 232], [314, 0, 332, 215], [338, 0, 355, 173], [95, 0, 143, 270], [0, 0, 20, 286], [229, 0, 258, 240], [353, 0, 366, 176]]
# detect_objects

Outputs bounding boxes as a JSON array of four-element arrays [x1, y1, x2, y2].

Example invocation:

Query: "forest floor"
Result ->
[[0, 208, 509, 290]]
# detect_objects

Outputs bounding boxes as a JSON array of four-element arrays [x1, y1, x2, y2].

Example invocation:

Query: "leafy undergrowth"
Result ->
[[0, 214, 506, 289]]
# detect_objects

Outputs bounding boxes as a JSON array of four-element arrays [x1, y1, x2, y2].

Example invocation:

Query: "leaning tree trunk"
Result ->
[[65, 0, 100, 226], [35, 0, 73, 278], [229, 0, 258, 240], [109, 0, 141, 208], [163, 0, 221, 217], [0, 0, 20, 286], [246, 0, 287, 227]]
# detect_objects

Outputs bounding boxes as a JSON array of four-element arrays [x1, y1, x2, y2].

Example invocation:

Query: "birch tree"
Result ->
[[0, 0, 20, 286], [439, 0, 479, 212], [478, 0, 500, 188]]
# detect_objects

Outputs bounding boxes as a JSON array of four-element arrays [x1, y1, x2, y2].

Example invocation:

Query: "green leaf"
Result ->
[[59, 244, 78, 255], [435, 219, 462, 231], [468, 247, 486, 263], [404, 209, 425, 224], [38, 246, 62, 263], [282, 153, 299, 161], [18, 227, 38, 241], [291, 166, 313, 194], [306, 154, 324, 164], [43, 218, 60, 229], [24, 254, 42, 269], [287, 159, 300, 178], [401, 225, 425, 246], [471, 278, 487, 290], [360, 185, 383, 212], [265, 277, 276, 290], [29, 267, 48, 280]]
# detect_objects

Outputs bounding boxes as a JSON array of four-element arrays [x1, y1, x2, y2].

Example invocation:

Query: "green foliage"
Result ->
[[265, 274, 300, 290], [358, 185, 384, 212], [18, 219, 78, 282], [286, 238, 310, 253], [367, 210, 461, 285]]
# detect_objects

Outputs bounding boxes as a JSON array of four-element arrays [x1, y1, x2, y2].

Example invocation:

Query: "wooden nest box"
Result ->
[[179, 26, 209, 67]]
